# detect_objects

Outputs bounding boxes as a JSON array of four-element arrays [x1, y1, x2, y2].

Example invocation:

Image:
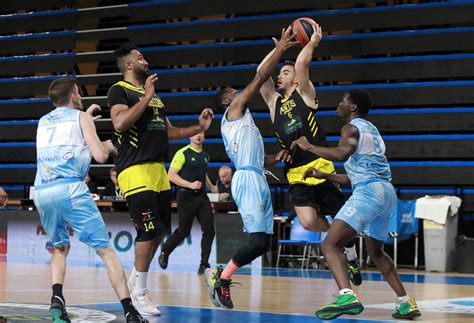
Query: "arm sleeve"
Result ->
[[170, 149, 186, 171], [107, 85, 129, 108]]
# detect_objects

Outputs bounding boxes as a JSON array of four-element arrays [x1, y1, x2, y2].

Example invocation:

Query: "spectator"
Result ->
[[216, 165, 233, 202], [0, 186, 8, 207], [103, 167, 122, 199], [84, 174, 98, 194]]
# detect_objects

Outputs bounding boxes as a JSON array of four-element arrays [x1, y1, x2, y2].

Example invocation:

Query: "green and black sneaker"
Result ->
[[315, 293, 364, 320], [392, 297, 421, 320], [347, 260, 362, 286], [50, 295, 71, 323]]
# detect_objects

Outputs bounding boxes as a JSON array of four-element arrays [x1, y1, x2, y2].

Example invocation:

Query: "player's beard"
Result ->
[[135, 67, 149, 84]]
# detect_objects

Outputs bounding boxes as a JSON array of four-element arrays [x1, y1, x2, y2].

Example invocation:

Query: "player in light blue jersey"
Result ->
[[292, 89, 420, 320], [204, 28, 297, 310], [34, 78, 148, 323]]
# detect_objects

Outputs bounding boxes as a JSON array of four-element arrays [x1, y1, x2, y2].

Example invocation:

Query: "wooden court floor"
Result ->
[[1, 259, 474, 322]]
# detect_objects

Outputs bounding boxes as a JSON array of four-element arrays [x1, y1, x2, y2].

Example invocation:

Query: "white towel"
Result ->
[[414, 195, 462, 225]]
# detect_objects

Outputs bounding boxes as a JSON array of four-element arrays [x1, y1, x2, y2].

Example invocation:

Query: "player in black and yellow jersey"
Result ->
[[258, 25, 362, 284], [108, 44, 213, 316], [158, 132, 215, 275]]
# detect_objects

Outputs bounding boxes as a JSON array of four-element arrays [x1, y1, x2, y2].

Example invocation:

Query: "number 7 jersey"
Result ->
[[344, 118, 391, 186]]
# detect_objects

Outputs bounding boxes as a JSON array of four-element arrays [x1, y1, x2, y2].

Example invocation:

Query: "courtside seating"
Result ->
[[276, 217, 320, 269]]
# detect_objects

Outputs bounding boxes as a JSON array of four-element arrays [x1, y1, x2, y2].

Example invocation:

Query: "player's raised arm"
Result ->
[[295, 23, 322, 108], [226, 28, 297, 120]]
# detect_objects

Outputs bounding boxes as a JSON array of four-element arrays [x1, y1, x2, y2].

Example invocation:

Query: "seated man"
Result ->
[[216, 165, 233, 202], [103, 167, 123, 199]]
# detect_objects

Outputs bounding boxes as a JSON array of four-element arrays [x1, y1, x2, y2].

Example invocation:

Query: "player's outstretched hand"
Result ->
[[273, 27, 298, 52], [302, 167, 327, 181], [198, 108, 214, 131], [86, 104, 102, 121], [144, 73, 158, 99], [309, 23, 323, 47], [291, 136, 313, 151], [275, 149, 292, 163]]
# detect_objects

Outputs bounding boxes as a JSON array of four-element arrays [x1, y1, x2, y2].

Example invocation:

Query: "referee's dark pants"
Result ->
[[162, 189, 215, 265]]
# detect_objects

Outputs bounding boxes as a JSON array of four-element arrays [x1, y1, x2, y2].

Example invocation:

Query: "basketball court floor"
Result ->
[[1, 257, 473, 322]]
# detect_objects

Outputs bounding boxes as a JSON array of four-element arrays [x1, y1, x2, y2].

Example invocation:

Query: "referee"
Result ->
[[159, 132, 215, 274]]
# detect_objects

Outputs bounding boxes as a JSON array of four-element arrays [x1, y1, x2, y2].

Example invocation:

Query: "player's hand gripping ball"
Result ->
[[291, 17, 318, 47]]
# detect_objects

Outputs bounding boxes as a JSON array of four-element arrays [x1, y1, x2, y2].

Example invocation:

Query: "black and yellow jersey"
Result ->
[[170, 145, 210, 191], [273, 90, 335, 185], [107, 80, 168, 175]]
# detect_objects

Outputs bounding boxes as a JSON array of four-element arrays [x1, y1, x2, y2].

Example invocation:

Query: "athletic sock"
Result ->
[[220, 259, 239, 280], [344, 245, 358, 262], [339, 288, 354, 295], [135, 271, 148, 291], [52, 283, 64, 301], [120, 297, 134, 314], [398, 295, 410, 303]]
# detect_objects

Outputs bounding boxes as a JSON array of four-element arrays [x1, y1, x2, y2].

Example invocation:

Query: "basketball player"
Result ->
[[108, 43, 213, 315], [258, 23, 362, 284], [292, 89, 421, 320], [34, 78, 147, 323], [204, 28, 296, 309]]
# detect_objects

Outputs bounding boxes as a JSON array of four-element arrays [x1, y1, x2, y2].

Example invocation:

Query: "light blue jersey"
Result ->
[[221, 108, 273, 234], [344, 118, 391, 186], [336, 117, 396, 241], [34, 107, 109, 249], [221, 108, 264, 172], [35, 107, 91, 188]]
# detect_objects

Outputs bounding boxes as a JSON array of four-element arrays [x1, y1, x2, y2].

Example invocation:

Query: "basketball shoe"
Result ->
[[392, 297, 421, 319], [50, 295, 71, 323], [125, 309, 149, 323], [347, 260, 362, 286], [315, 293, 364, 320], [204, 266, 238, 309], [131, 288, 161, 316]]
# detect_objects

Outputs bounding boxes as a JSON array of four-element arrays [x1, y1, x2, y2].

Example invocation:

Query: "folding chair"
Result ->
[[385, 199, 419, 269], [276, 217, 320, 269]]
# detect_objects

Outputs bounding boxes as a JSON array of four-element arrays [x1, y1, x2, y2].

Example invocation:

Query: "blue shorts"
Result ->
[[34, 181, 110, 249], [335, 181, 396, 242], [232, 170, 274, 234]]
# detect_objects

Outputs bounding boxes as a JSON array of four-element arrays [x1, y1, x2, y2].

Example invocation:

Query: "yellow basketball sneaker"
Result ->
[[392, 297, 421, 319]]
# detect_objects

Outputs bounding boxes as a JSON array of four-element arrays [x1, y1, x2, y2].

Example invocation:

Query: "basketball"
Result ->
[[291, 17, 318, 47]]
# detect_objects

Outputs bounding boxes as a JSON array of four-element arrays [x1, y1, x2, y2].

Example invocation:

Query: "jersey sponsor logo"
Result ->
[[283, 115, 303, 135], [37, 155, 62, 163], [40, 173, 64, 184], [142, 209, 156, 222]]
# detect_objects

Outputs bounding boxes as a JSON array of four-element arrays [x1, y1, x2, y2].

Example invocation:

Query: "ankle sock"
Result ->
[[398, 295, 410, 303], [339, 288, 354, 295]]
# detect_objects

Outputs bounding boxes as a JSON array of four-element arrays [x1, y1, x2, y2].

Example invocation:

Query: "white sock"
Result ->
[[135, 271, 148, 291], [339, 288, 354, 295], [128, 267, 136, 287], [398, 295, 410, 303], [344, 245, 358, 262]]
